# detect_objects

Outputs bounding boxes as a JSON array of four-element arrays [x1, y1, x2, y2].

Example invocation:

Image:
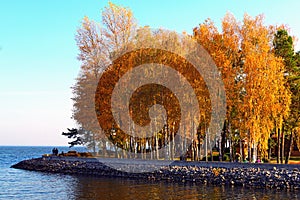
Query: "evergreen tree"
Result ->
[[62, 128, 83, 148], [273, 29, 300, 163]]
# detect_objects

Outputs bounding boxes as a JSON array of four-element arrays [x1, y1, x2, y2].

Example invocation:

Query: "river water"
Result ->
[[0, 146, 299, 200]]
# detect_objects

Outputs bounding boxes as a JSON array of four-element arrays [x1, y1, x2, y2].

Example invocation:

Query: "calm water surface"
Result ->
[[0, 146, 299, 200]]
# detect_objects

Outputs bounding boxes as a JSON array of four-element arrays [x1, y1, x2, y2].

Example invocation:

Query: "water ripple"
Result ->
[[0, 146, 299, 200]]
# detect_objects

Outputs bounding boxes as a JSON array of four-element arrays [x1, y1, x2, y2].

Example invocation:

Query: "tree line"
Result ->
[[66, 2, 300, 163]]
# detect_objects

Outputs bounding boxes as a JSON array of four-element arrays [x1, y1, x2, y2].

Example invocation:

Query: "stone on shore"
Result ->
[[11, 156, 300, 191]]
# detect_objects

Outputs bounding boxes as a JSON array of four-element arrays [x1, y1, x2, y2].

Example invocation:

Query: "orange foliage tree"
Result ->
[[193, 13, 291, 161]]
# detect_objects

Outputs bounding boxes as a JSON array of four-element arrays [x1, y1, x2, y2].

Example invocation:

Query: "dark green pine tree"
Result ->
[[62, 128, 83, 148], [273, 29, 300, 163], [274, 29, 296, 72]]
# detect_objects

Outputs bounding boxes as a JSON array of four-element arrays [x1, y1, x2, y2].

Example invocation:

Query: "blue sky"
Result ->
[[0, 0, 300, 146]]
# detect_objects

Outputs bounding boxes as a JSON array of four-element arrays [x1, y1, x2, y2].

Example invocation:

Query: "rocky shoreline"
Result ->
[[11, 156, 300, 191]]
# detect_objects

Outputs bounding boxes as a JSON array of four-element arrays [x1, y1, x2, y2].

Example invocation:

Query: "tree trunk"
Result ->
[[191, 121, 195, 161], [92, 131, 96, 155], [192, 121, 195, 161], [239, 139, 243, 162], [205, 128, 208, 162], [228, 122, 233, 162], [184, 125, 187, 160], [268, 137, 271, 160], [277, 127, 280, 163], [165, 126, 169, 160], [191, 142, 195, 161], [114, 146, 118, 158], [154, 117, 159, 160], [171, 123, 175, 160], [280, 126, 285, 164], [198, 135, 202, 161], [155, 135, 159, 159], [252, 142, 257, 162], [210, 142, 213, 162], [218, 138, 222, 161], [208, 131, 212, 161], [247, 130, 251, 162], [148, 121, 152, 160], [285, 131, 294, 164], [229, 138, 233, 162], [102, 139, 107, 157], [221, 120, 227, 161]]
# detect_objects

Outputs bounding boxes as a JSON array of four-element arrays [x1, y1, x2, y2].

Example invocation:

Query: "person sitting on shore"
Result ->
[[52, 148, 59, 156]]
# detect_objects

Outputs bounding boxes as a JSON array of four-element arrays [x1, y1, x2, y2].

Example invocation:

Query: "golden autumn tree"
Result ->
[[73, 2, 136, 155], [240, 14, 290, 161], [193, 13, 241, 161], [193, 13, 291, 162]]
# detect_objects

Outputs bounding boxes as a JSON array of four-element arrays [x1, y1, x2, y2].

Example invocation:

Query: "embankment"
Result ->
[[11, 156, 300, 190]]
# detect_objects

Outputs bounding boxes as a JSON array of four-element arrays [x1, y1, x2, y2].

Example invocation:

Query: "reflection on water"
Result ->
[[72, 176, 299, 200]]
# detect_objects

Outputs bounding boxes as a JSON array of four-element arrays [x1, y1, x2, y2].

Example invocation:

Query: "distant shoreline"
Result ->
[[11, 156, 300, 191]]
